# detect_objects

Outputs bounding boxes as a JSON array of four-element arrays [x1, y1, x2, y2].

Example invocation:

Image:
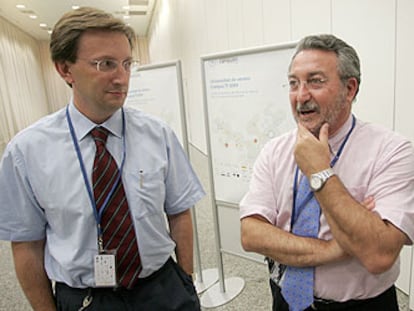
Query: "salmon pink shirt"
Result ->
[[240, 115, 414, 301]]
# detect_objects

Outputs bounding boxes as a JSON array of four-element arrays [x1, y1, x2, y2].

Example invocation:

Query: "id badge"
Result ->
[[94, 250, 117, 287]]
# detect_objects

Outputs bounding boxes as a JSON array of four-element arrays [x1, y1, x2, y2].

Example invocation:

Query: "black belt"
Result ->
[[271, 279, 397, 311], [56, 257, 174, 293], [310, 297, 362, 310], [309, 285, 396, 310]]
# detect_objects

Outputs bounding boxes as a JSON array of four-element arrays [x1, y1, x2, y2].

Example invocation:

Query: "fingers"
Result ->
[[296, 122, 307, 137], [361, 196, 375, 211], [295, 122, 331, 175], [297, 122, 329, 142], [319, 123, 329, 144]]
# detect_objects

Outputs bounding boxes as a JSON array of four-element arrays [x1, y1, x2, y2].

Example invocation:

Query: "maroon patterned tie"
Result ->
[[91, 127, 141, 288]]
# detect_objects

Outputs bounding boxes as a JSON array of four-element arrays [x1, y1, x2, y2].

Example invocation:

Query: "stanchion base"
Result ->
[[194, 268, 219, 294], [200, 277, 245, 308]]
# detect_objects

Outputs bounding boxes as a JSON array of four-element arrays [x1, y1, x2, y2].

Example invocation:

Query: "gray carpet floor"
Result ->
[[0, 146, 410, 310]]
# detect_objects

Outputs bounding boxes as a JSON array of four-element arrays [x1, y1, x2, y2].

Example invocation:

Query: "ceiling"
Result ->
[[0, 0, 156, 41]]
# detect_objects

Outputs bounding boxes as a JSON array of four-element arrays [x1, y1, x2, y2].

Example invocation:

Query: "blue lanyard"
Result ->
[[66, 105, 127, 249], [291, 115, 356, 226]]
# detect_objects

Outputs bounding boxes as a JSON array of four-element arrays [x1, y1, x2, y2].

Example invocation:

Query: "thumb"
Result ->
[[319, 123, 329, 144]]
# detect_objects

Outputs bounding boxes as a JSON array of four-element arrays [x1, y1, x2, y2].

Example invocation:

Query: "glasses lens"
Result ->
[[98, 59, 118, 72], [288, 79, 299, 92], [123, 60, 139, 72]]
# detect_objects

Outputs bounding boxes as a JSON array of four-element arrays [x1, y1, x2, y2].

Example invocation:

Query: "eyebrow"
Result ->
[[90, 55, 133, 61], [288, 71, 326, 79]]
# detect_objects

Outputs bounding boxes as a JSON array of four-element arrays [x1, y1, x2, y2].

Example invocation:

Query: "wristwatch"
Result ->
[[309, 168, 335, 192]]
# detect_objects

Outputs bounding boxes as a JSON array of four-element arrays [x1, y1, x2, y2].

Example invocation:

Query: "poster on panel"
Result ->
[[125, 61, 186, 146], [201, 42, 298, 262], [203, 43, 297, 205]]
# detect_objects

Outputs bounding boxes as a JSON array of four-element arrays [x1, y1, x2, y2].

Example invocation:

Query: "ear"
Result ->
[[54, 61, 74, 87], [345, 77, 358, 103]]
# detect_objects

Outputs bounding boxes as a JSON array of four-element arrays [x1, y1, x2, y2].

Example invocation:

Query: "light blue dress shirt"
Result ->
[[0, 103, 205, 287]]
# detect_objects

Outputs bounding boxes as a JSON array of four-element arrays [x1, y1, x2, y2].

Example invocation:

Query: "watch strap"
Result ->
[[310, 168, 335, 191], [318, 168, 334, 180]]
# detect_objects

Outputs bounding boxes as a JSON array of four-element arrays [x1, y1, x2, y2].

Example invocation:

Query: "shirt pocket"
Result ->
[[124, 168, 166, 219]]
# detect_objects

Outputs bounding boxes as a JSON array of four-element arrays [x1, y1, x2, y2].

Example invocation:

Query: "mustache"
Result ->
[[296, 101, 320, 114]]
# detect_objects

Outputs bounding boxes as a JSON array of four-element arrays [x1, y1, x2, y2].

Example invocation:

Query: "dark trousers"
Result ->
[[55, 258, 200, 311], [270, 279, 399, 311]]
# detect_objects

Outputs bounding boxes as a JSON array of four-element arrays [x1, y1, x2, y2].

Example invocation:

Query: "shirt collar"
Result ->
[[68, 101, 123, 141], [328, 114, 354, 154]]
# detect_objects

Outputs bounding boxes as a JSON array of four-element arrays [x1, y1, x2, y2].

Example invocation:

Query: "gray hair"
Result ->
[[291, 34, 361, 97], [50, 7, 136, 63]]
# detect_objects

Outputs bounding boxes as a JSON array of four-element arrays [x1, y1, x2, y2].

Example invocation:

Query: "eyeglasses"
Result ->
[[88, 59, 139, 73], [285, 77, 328, 92]]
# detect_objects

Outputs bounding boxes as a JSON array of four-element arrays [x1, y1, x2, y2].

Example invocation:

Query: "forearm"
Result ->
[[241, 216, 348, 267], [295, 121, 409, 273], [11, 240, 56, 311], [316, 176, 407, 273], [168, 209, 194, 275]]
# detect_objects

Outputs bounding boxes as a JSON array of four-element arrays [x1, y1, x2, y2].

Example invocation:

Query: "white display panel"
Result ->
[[125, 61, 186, 146], [202, 42, 297, 261], [203, 43, 296, 204]]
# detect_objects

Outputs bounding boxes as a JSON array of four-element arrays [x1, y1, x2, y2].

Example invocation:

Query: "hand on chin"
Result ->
[[297, 116, 322, 137]]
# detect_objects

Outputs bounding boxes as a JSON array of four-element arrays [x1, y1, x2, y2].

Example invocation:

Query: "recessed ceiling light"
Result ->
[[123, 15, 131, 19], [29, 15, 38, 19], [16, 4, 26, 9], [72, 5, 80, 10], [39, 23, 47, 28]]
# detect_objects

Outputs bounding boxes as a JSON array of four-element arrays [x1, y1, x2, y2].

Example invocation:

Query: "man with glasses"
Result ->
[[0, 7, 204, 311], [240, 34, 414, 311]]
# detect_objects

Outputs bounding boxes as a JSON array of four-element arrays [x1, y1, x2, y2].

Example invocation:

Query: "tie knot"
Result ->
[[91, 127, 109, 147]]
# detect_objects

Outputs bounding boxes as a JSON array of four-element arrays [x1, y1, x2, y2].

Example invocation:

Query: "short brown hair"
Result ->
[[50, 7, 136, 63]]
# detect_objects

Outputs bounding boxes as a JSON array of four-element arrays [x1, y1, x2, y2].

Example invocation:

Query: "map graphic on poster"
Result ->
[[203, 44, 297, 204]]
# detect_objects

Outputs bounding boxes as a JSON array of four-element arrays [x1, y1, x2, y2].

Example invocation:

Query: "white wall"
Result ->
[[148, 0, 414, 301], [332, 0, 396, 129], [395, 0, 414, 307], [148, 0, 409, 152]]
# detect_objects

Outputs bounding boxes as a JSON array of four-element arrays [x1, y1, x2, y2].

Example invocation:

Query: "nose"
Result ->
[[295, 82, 312, 104], [112, 65, 130, 84]]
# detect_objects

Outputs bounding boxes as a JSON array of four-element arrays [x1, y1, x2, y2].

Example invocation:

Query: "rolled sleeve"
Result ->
[[240, 143, 278, 223], [164, 129, 205, 215]]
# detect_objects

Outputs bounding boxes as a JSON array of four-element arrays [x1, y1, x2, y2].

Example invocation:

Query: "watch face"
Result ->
[[310, 175, 322, 191]]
